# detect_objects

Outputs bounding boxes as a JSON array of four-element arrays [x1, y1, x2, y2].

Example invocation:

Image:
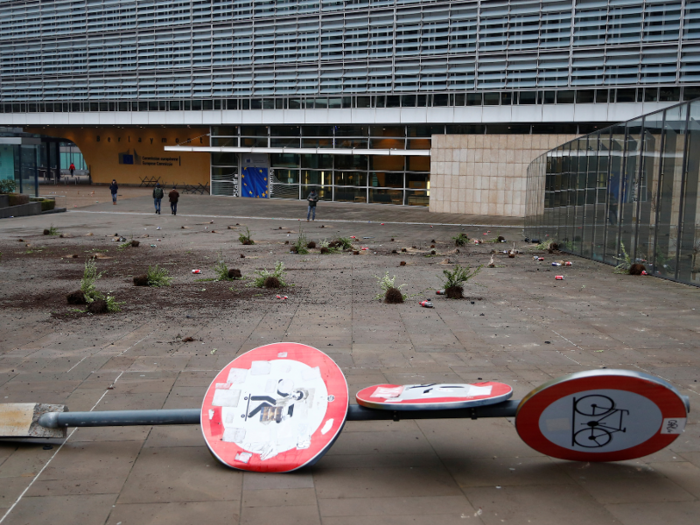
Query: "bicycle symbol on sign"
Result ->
[[572, 395, 629, 448]]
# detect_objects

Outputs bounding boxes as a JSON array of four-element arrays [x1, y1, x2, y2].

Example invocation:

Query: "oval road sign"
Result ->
[[201, 342, 348, 472], [356, 382, 513, 411], [516, 370, 689, 462]]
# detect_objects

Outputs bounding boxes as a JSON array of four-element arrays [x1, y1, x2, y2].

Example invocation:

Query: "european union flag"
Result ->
[[241, 167, 268, 198]]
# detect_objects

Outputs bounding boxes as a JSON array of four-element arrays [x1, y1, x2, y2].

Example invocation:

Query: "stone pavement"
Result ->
[[0, 199, 698, 525]]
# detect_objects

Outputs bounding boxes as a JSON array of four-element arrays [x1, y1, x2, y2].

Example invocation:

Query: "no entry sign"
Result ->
[[515, 370, 689, 462], [356, 382, 513, 411], [201, 342, 348, 472]]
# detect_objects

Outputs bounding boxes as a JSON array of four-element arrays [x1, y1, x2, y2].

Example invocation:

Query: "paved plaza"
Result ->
[[0, 195, 698, 525]]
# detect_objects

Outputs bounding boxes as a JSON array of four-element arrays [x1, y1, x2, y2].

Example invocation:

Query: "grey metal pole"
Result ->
[[38, 401, 520, 429], [39, 409, 201, 428]]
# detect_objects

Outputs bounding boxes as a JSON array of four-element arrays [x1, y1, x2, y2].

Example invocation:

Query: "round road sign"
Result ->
[[516, 369, 689, 462], [356, 382, 513, 411], [201, 342, 348, 472]]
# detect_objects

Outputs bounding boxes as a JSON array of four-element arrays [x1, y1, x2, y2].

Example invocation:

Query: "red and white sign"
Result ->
[[201, 342, 348, 472], [516, 370, 688, 462], [356, 382, 513, 411]]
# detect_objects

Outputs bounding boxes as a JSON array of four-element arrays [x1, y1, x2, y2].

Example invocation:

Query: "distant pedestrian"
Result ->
[[169, 186, 179, 216], [69, 162, 75, 177], [109, 179, 118, 205], [153, 183, 164, 214], [306, 190, 319, 221]]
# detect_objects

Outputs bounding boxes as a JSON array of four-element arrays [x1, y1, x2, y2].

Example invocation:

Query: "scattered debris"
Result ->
[[487, 255, 495, 268], [192, 269, 201, 274], [420, 300, 434, 308], [400, 261, 406, 266], [240, 254, 245, 258], [555, 275, 564, 280], [182, 336, 194, 342], [436, 289, 445, 295]]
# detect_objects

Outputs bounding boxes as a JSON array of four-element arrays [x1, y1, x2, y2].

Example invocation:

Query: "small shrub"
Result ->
[[0, 179, 16, 194], [441, 264, 482, 298], [8, 194, 29, 206], [335, 237, 353, 250], [239, 227, 255, 245], [614, 242, 632, 274], [80, 259, 103, 301], [384, 287, 404, 304], [214, 251, 235, 281], [535, 240, 554, 251], [319, 239, 340, 254], [41, 199, 55, 212], [252, 261, 288, 288], [147, 265, 173, 287], [374, 271, 407, 301], [452, 233, 470, 246], [293, 228, 309, 254]]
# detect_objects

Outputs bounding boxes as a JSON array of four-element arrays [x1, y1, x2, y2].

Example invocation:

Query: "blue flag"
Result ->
[[241, 167, 269, 198]]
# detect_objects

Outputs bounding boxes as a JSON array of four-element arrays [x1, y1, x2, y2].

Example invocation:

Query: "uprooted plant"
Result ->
[[213, 250, 239, 281], [146, 264, 173, 287], [239, 227, 255, 245], [67, 259, 122, 313], [374, 271, 407, 303], [252, 261, 288, 288], [44, 224, 59, 236], [452, 233, 469, 246], [334, 237, 354, 251], [441, 264, 482, 299], [292, 227, 310, 254], [613, 242, 632, 274]]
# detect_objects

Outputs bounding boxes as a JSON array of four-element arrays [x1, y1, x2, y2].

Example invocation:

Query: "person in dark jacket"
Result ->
[[169, 186, 180, 216], [109, 179, 118, 205], [153, 183, 164, 214], [306, 190, 319, 221]]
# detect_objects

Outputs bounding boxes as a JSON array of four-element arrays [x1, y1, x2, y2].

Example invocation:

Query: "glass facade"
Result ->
[[209, 124, 430, 204], [525, 98, 700, 287]]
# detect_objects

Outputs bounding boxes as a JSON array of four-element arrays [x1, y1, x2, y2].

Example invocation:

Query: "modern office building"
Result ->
[[1, 1, 699, 215]]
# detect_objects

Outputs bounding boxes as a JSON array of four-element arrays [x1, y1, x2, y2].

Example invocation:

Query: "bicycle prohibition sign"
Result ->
[[572, 395, 629, 448]]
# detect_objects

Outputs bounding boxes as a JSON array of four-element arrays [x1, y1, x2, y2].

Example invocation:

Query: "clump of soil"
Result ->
[[412, 245, 417, 249], [431, 239, 436, 243], [307, 241, 316, 249], [66, 290, 86, 305], [548, 243, 560, 254], [290, 246, 298, 253], [131, 240, 140, 247], [353, 251, 360, 255], [228, 269, 242, 279], [497, 236, 505, 242], [87, 299, 108, 314], [43, 229, 50, 235], [264, 276, 281, 289], [320, 247, 330, 254], [241, 239, 254, 246], [430, 244, 435, 248], [629, 263, 646, 275], [401, 248, 407, 252], [284, 240, 289, 245], [182, 336, 194, 342], [430, 249, 437, 255], [384, 287, 404, 304], [240, 254, 245, 259], [391, 250, 397, 254], [445, 285, 464, 299], [133, 275, 149, 286], [400, 261, 406, 266], [17, 239, 23, 242], [390, 238, 395, 242]]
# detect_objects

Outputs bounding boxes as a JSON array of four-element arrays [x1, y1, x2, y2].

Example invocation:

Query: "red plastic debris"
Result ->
[[192, 269, 201, 274], [555, 275, 564, 280]]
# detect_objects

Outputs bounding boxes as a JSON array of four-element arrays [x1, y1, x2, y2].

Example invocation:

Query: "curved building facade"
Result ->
[[1, 1, 699, 214]]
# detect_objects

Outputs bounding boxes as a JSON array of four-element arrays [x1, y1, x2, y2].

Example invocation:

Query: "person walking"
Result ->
[[153, 183, 164, 214], [306, 189, 319, 221], [109, 179, 118, 205], [169, 186, 180, 216], [69, 162, 75, 177]]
